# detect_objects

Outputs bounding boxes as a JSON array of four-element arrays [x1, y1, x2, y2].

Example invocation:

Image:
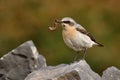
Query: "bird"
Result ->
[[55, 17, 103, 60]]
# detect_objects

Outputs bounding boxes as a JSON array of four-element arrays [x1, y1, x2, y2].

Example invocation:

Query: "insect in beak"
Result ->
[[48, 19, 64, 31], [55, 19, 63, 23], [48, 19, 60, 31]]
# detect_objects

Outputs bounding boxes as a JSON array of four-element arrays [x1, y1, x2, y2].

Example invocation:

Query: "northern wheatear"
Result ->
[[56, 17, 103, 59], [54, 17, 103, 60]]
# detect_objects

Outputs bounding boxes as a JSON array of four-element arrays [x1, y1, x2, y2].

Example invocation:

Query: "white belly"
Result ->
[[62, 30, 95, 51]]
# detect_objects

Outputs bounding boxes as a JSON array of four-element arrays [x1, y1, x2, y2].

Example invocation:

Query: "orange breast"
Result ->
[[62, 27, 77, 39]]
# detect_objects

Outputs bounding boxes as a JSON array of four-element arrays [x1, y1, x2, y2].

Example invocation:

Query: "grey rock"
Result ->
[[52, 70, 81, 80], [1, 40, 120, 80], [0, 41, 46, 80], [102, 66, 120, 80], [25, 60, 101, 80]]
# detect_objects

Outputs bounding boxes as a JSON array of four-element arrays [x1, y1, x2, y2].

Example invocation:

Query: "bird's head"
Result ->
[[56, 17, 77, 29]]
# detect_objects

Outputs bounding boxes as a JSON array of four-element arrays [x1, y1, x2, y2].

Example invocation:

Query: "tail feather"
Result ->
[[96, 42, 104, 47]]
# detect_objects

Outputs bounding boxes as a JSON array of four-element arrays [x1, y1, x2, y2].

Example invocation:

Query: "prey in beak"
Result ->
[[55, 19, 63, 23], [49, 19, 62, 31]]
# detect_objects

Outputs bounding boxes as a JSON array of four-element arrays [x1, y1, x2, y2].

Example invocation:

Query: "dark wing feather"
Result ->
[[76, 28, 104, 47]]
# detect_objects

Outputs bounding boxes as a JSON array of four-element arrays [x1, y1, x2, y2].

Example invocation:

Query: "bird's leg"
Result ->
[[82, 48, 87, 60], [73, 51, 79, 61]]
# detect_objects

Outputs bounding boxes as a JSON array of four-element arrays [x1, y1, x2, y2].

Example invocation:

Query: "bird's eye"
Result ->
[[63, 21, 74, 26], [63, 21, 71, 24]]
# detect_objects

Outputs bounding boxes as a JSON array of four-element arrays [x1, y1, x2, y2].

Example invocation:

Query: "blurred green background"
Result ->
[[0, 0, 120, 75]]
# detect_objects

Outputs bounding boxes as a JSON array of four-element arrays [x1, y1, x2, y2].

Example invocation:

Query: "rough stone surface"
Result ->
[[0, 41, 46, 80], [25, 60, 101, 80], [102, 66, 120, 80], [0, 40, 120, 80], [52, 70, 81, 80]]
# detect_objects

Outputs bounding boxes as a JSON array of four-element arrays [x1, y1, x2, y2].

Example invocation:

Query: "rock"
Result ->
[[52, 70, 81, 80], [102, 66, 120, 80], [0, 41, 46, 80], [25, 60, 101, 80], [0, 40, 120, 80]]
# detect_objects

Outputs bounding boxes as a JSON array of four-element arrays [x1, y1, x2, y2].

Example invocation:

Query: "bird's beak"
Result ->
[[55, 19, 63, 23]]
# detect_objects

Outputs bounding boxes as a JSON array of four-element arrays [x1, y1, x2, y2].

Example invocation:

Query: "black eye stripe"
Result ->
[[63, 21, 71, 24]]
